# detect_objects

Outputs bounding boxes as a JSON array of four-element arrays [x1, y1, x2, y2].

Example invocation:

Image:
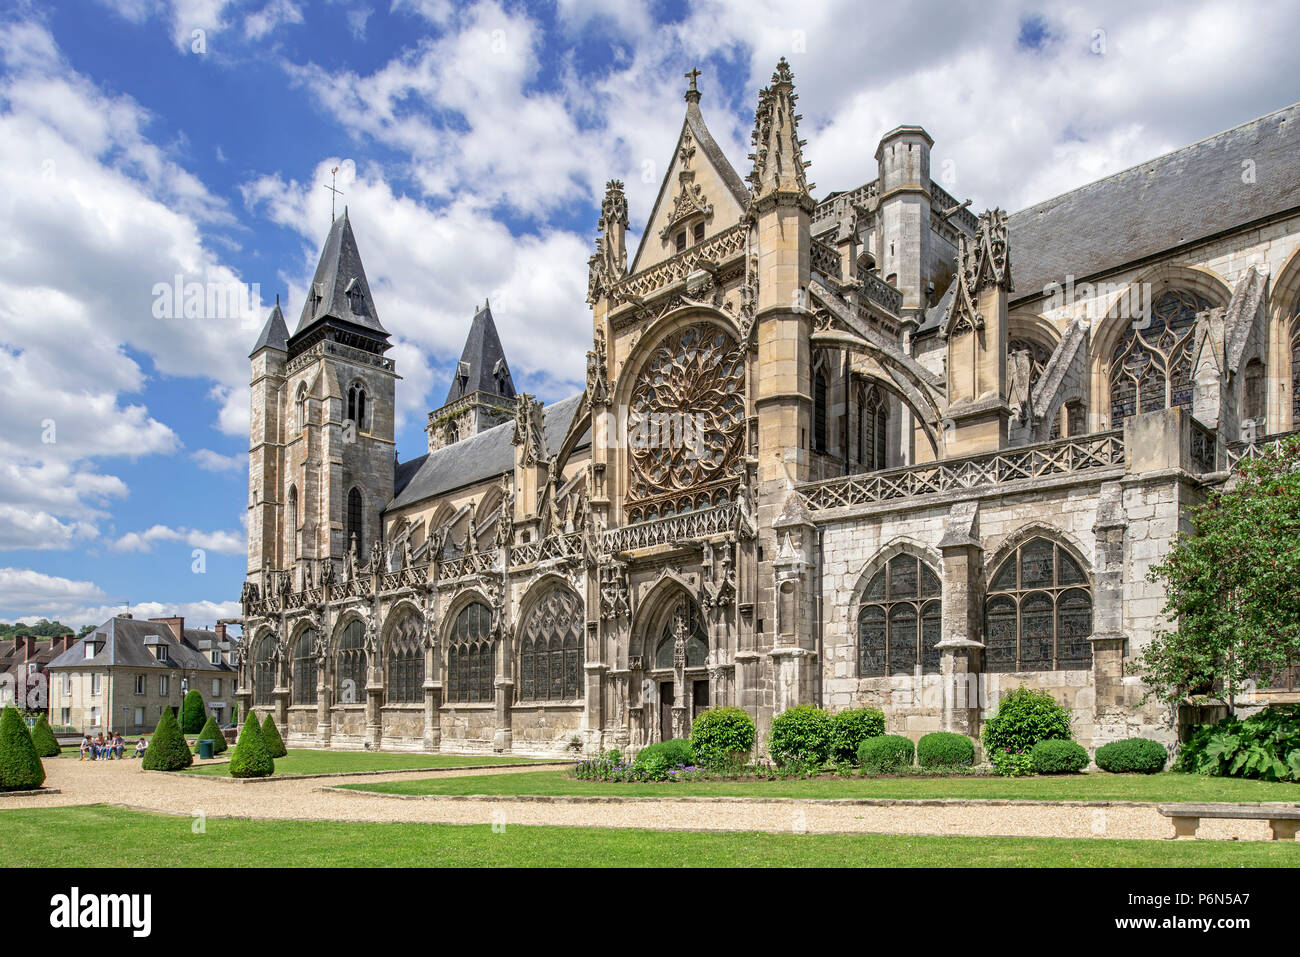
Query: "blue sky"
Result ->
[[0, 0, 1295, 631]]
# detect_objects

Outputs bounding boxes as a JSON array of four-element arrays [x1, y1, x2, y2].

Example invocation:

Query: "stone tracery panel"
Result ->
[[1108, 289, 1210, 426], [518, 585, 584, 702], [626, 322, 745, 523]]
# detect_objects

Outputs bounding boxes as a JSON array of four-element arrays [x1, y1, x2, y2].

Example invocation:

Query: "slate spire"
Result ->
[[249, 299, 289, 357], [292, 208, 388, 343], [445, 301, 515, 405]]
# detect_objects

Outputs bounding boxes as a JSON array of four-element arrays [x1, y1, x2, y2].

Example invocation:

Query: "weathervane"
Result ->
[[323, 166, 343, 220]]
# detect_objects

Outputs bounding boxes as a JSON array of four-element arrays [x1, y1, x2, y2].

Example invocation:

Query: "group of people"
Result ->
[[79, 732, 147, 760]]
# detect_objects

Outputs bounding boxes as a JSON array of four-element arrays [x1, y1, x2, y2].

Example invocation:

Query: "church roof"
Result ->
[[389, 392, 588, 510], [1009, 101, 1300, 302], [443, 302, 516, 406], [249, 302, 289, 356], [293, 209, 389, 339]]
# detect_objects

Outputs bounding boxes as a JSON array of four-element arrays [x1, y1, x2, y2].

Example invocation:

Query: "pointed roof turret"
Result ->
[[747, 57, 814, 209], [444, 301, 516, 405], [292, 208, 389, 344], [249, 299, 289, 357]]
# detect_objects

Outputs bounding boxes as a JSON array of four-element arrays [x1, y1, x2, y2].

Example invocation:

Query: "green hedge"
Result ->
[[141, 708, 193, 771], [768, 705, 833, 768], [261, 714, 288, 758], [1030, 739, 1090, 775], [30, 714, 61, 758], [858, 734, 915, 773], [1095, 737, 1167, 774], [689, 708, 755, 769], [830, 708, 885, 763], [180, 689, 206, 734], [196, 716, 227, 755], [917, 732, 975, 768], [981, 688, 1073, 755], [0, 706, 45, 790], [229, 712, 273, 778], [636, 738, 695, 767]]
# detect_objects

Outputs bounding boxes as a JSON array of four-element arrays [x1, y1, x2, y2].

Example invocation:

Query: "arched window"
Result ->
[[857, 382, 887, 470], [346, 487, 364, 554], [1109, 289, 1211, 426], [253, 634, 276, 706], [857, 555, 942, 677], [518, 585, 584, 701], [295, 383, 308, 433], [347, 383, 367, 431], [292, 630, 317, 705], [1290, 304, 1300, 425], [335, 619, 367, 704], [1242, 358, 1265, 432], [813, 369, 828, 453], [446, 601, 495, 704], [287, 486, 298, 563], [653, 600, 708, 670], [386, 611, 424, 704], [985, 537, 1092, 672]]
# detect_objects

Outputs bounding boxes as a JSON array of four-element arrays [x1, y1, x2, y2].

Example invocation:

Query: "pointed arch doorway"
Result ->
[[647, 597, 710, 742]]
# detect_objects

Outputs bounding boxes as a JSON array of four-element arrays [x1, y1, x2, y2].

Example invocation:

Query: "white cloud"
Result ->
[[0, 506, 99, 551], [244, 0, 304, 41], [0, 567, 107, 610], [110, 524, 245, 555], [191, 448, 245, 472]]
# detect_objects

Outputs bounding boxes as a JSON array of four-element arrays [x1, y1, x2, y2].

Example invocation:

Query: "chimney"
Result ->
[[15, 635, 35, 660], [150, 617, 185, 642], [215, 623, 227, 643]]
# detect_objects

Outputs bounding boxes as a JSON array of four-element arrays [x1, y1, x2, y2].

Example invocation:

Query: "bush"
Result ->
[[989, 748, 1035, 777], [261, 713, 288, 758], [1031, 739, 1090, 775], [917, 732, 975, 769], [981, 688, 1073, 755], [1174, 706, 1300, 782], [690, 707, 755, 770], [830, 707, 886, 763], [1095, 737, 1168, 774], [228, 712, 274, 778], [857, 734, 915, 773], [636, 738, 695, 767], [196, 716, 227, 755], [0, 706, 45, 790], [141, 708, 193, 771], [768, 705, 834, 768], [30, 714, 61, 758], [180, 689, 206, 734]]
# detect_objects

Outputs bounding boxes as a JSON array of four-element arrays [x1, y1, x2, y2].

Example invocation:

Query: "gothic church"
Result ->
[[237, 62, 1300, 754]]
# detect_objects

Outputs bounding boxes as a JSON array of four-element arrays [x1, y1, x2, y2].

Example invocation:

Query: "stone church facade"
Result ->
[[236, 62, 1300, 755]]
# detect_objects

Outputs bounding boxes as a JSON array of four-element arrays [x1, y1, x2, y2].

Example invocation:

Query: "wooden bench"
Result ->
[[1157, 803, 1300, 841]]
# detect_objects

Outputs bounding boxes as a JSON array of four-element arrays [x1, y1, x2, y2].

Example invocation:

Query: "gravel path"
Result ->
[[2, 756, 1281, 842]]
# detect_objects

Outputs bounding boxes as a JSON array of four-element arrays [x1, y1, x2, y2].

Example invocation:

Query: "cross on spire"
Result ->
[[323, 166, 343, 220], [684, 67, 701, 103]]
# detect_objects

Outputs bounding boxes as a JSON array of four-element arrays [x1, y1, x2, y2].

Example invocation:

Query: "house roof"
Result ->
[[1009, 101, 1300, 301], [442, 302, 516, 406], [46, 618, 235, 673], [388, 392, 589, 510]]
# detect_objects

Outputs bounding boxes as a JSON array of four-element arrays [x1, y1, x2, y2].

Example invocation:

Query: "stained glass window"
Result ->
[[386, 611, 424, 704], [335, 619, 366, 704], [856, 382, 887, 470], [518, 586, 584, 701], [984, 538, 1093, 672], [292, 630, 317, 706], [653, 600, 708, 670], [857, 555, 943, 677], [346, 487, 364, 554], [1291, 304, 1300, 424], [1109, 289, 1210, 426], [253, 634, 276, 706], [813, 370, 828, 453], [445, 601, 495, 703]]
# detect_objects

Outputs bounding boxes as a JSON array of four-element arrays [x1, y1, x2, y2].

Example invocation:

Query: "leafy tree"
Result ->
[[1139, 436, 1300, 714], [196, 715, 227, 755], [180, 689, 206, 734], [229, 712, 273, 778], [261, 713, 287, 758], [30, 714, 61, 758], [142, 708, 193, 771], [76, 625, 96, 638], [0, 706, 45, 790]]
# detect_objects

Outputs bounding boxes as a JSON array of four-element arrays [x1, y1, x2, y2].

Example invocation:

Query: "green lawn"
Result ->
[[4, 805, 1297, 867], [340, 769, 1300, 803], [184, 748, 561, 777]]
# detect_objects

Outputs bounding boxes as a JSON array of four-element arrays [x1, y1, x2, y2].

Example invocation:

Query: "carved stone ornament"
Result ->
[[511, 393, 546, 467], [586, 328, 611, 406], [599, 559, 631, 619]]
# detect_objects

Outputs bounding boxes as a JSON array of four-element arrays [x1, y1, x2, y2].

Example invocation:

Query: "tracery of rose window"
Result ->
[[626, 322, 745, 522]]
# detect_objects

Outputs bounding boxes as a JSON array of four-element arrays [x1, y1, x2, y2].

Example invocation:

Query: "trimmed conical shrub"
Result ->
[[30, 713, 60, 758], [0, 706, 46, 790], [196, 715, 227, 755], [142, 707, 193, 771], [261, 713, 287, 758], [229, 712, 273, 778], [180, 689, 206, 734]]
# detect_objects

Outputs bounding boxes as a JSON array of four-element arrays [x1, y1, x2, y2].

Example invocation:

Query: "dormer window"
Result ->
[[455, 360, 471, 397], [156, 644, 169, 662], [675, 231, 687, 253], [345, 277, 367, 317]]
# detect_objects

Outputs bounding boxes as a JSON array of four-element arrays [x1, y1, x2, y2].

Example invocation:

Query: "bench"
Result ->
[[1156, 803, 1300, 841]]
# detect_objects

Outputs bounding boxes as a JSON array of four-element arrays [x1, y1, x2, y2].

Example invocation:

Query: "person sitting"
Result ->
[[133, 737, 148, 759], [79, 734, 92, 761], [94, 733, 107, 760], [111, 733, 125, 759]]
